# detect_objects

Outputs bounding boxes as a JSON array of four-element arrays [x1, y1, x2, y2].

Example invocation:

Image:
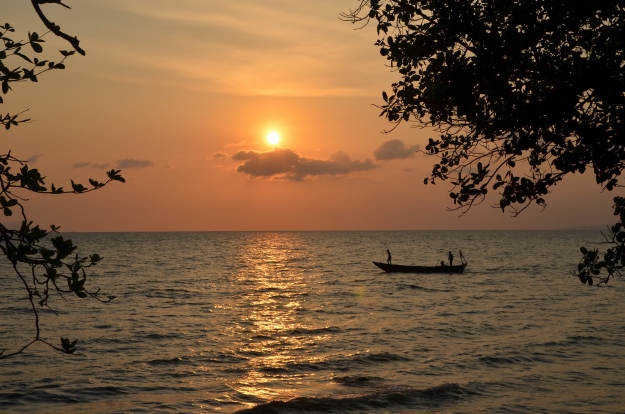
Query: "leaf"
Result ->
[[70, 180, 86, 193], [15, 52, 32, 63], [30, 42, 43, 54], [60, 337, 77, 354]]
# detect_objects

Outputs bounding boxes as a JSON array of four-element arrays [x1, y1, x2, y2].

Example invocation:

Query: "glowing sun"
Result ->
[[267, 131, 280, 145]]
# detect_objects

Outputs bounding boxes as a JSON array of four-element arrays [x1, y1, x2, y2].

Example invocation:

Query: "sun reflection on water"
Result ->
[[223, 232, 330, 404]]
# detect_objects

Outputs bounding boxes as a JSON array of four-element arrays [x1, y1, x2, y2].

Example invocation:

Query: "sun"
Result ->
[[267, 131, 280, 146]]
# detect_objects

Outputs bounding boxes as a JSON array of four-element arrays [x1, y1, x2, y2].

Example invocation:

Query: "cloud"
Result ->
[[211, 152, 227, 159], [26, 154, 43, 164], [117, 159, 154, 169], [373, 139, 420, 161], [92, 163, 110, 169], [233, 147, 375, 181], [73, 162, 91, 169]]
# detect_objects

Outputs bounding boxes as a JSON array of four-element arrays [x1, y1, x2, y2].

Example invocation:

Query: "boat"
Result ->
[[372, 261, 467, 273]]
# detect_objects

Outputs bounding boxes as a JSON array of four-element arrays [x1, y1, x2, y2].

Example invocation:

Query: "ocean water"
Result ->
[[0, 231, 623, 413]]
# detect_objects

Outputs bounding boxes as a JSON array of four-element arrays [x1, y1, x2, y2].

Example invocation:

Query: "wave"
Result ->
[[250, 351, 413, 374], [145, 332, 184, 340], [147, 356, 192, 366], [479, 352, 552, 366], [396, 284, 454, 293], [351, 351, 412, 364], [397, 283, 428, 291], [332, 375, 383, 387], [0, 386, 128, 406], [533, 335, 606, 351], [565, 335, 603, 344], [0, 389, 80, 405], [235, 383, 472, 413], [74, 386, 128, 398], [289, 326, 341, 335], [146, 352, 247, 367]]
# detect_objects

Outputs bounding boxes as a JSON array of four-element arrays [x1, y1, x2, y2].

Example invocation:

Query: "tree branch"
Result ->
[[30, 0, 85, 55]]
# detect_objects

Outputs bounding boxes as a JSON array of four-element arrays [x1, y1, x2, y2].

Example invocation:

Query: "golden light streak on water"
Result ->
[[227, 232, 323, 403]]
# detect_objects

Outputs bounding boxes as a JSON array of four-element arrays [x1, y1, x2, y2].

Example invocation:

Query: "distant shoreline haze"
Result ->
[[53, 228, 612, 234]]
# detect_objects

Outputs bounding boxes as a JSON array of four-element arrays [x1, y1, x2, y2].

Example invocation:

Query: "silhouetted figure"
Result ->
[[448, 251, 454, 266], [387, 250, 392, 264]]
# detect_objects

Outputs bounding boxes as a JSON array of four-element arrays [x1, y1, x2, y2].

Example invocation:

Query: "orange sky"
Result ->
[[2, 1, 617, 231]]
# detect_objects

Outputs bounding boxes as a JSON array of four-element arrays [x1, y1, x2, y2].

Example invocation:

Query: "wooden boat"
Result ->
[[372, 261, 467, 273]]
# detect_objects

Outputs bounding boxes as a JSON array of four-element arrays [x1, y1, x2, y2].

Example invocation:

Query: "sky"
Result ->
[[1, 0, 617, 231]]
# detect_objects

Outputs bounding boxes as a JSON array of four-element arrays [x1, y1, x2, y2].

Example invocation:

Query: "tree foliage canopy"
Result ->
[[0, 1, 123, 359], [343, 0, 625, 285]]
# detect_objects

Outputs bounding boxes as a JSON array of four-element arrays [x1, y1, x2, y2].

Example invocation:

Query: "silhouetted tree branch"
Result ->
[[343, 0, 625, 286], [31, 0, 85, 55], [0, 2, 123, 359]]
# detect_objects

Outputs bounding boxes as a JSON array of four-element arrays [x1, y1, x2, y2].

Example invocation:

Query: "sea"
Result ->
[[0, 231, 623, 413]]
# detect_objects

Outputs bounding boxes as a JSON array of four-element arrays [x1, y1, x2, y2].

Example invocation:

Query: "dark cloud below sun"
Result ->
[[233, 147, 375, 180]]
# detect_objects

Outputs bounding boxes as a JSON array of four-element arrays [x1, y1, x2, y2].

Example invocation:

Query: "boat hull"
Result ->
[[373, 261, 467, 273]]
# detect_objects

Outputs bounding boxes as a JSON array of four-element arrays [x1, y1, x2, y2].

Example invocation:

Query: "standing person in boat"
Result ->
[[387, 250, 392, 264], [448, 251, 454, 266]]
